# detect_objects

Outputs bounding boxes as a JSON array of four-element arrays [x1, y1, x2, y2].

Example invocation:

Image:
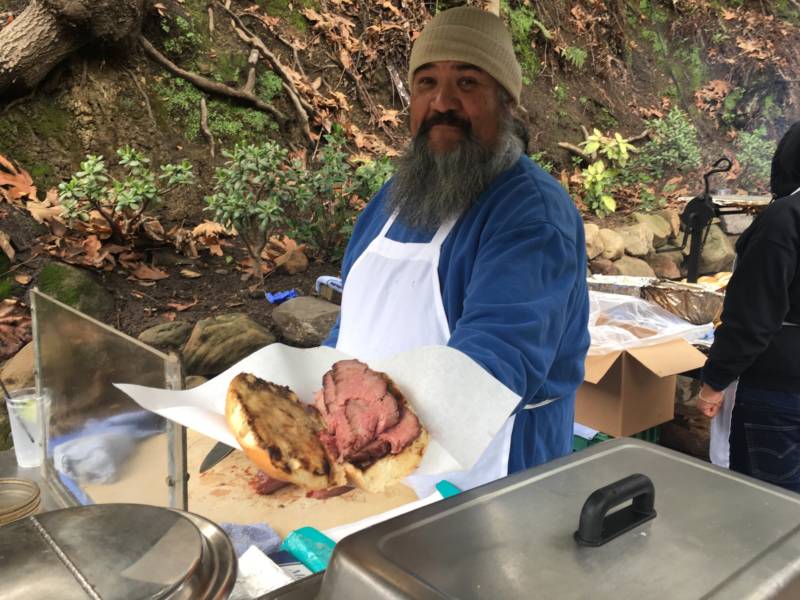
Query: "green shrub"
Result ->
[[204, 142, 290, 285], [736, 127, 776, 193], [286, 130, 394, 261], [562, 46, 587, 70], [502, 1, 550, 85], [258, 71, 284, 103], [58, 147, 193, 243], [635, 107, 701, 178], [205, 134, 394, 269], [530, 151, 554, 174], [581, 160, 616, 216], [161, 15, 203, 58]]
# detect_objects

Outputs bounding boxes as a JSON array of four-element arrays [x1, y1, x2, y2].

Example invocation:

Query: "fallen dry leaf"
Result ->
[[131, 264, 169, 281], [180, 268, 202, 279], [14, 274, 31, 285], [166, 298, 198, 312], [154, 2, 167, 16], [0, 299, 31, 360], [0, 154, 36, 204], [26, 189, 65, 225]]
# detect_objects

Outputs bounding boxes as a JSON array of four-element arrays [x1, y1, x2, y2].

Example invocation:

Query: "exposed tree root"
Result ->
[[216, 1, 313, 144], [139, 35, 285, 122]]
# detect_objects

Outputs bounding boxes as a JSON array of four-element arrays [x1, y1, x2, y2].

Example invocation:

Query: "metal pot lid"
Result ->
[[0, 478, 40, 525], [0, 503, 236, 600]]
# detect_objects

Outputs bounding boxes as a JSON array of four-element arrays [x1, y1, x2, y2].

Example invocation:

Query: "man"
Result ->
[[324, 6, 590, 479], [697, 122, 800, 491]]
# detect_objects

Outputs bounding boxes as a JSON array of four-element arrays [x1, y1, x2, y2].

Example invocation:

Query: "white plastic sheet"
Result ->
[[588, 291, 714, 355]]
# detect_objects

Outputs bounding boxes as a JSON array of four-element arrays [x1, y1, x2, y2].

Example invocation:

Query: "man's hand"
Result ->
[[696, 383, 725, 418]]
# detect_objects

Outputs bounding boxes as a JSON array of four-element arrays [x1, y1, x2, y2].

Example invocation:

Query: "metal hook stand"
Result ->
[[658, 157, 748, 283]]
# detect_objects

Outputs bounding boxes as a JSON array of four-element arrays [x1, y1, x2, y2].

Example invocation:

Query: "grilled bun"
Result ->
[[225, 373, 342, 490]]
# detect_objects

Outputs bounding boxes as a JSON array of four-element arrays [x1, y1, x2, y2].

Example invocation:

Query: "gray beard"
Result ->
[[387, 118, 523, 230]]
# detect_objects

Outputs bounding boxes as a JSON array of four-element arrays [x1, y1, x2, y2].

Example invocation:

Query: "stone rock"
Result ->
[[633, 213, 672, 248], [277, 249, 309, 275], [695, 224, 736, 275], [660, 402, 710, 461], [644, 253, 681, 280], [37, 262, 114, 321], [183, 313, 276, 376], [598, 228, 624, 260], [719, 213, 753, 235], [589, 258, 620, 276], [138, 321, 194, 351], [655, 208, 681, 238], [0, 341, 34, 391], [617, 224, 654, 257], [613, 255, 657, 277], [583, 223, 604, 260], [674, 375, 702, 406], [272, 297, 340, 348]]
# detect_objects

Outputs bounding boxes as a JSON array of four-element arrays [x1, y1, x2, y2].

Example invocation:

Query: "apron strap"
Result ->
[[522, 397, 560, 410], [378, 212, 458, 246]]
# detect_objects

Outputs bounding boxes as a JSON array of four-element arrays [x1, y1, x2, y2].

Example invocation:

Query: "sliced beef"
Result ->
[[314, 359, 402, 461], [249, 471, 291, 495], [377, 406, 421, 454]]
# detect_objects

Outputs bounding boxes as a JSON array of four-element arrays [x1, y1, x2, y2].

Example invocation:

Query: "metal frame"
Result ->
[[30, 288, 187, 509]]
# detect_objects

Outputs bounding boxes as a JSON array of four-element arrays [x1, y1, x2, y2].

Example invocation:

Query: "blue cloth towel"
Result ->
[[220, 522, 282, 558], [52, 411, 165, 485]]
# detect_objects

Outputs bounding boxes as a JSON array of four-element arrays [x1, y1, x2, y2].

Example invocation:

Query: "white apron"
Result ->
[[336, 212, 516, 488]]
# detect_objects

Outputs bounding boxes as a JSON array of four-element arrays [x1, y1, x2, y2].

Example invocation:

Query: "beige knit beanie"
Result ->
[[408, 6, 522, 105]]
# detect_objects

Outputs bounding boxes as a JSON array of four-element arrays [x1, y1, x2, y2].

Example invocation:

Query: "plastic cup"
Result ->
[[5, 387, 44, 468]]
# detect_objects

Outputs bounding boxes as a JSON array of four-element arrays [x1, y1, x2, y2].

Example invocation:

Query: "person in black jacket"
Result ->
[[698, 121, 800, 491]]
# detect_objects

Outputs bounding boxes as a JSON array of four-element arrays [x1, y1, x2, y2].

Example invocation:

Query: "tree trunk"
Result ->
[[0, 0, 146, 98]]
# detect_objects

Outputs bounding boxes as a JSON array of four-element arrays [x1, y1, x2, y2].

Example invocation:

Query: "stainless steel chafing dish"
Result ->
[[268, 438, 800, 599], [1, 503, 236, 599]]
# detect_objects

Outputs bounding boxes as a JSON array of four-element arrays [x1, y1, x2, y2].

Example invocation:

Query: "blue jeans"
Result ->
[[729, 385, 800, 493]]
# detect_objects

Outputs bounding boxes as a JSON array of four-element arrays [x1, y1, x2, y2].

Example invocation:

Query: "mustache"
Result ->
[[417, 111, 471, 137]]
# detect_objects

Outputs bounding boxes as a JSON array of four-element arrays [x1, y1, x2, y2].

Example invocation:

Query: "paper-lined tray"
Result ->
[[116, 344, 520, 496]]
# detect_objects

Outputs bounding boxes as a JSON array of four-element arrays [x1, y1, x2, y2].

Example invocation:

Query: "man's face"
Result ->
[[410, 61, 505, 153]]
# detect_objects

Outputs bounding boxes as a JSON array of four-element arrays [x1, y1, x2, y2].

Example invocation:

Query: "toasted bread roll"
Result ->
[[226, 373, 339, 490]]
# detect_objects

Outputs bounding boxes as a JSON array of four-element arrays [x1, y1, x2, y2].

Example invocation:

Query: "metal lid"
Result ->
[[0, 478, 40, 525], [321, 439, 800, 599], [0, 503, 236, 599]]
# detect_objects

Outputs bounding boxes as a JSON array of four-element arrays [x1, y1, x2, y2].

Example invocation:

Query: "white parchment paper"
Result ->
[[115, 344, 520, 488]]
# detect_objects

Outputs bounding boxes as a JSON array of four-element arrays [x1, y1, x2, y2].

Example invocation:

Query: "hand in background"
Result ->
[[696, 383, 725, 418]]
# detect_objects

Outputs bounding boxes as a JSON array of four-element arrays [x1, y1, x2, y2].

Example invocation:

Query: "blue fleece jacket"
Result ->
[[324, 155, 590, 472]]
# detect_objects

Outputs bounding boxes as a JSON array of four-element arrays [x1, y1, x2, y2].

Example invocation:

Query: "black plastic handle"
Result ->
[[574, 473, 656, 547]]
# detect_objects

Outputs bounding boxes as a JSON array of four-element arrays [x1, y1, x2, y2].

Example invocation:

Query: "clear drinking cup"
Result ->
[[5, 387, 44, 468]]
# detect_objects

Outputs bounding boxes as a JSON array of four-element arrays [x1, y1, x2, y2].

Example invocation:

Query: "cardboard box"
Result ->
[[575, 338, 707, 437]]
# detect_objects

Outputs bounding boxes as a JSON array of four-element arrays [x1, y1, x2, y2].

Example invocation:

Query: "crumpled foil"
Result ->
[[642, 281, 724, 325]]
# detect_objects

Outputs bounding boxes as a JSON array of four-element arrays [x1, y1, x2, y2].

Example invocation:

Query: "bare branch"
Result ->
[[387, 63, 410, 108], [125, 68, 155, 127], [243, 47, 259, 95], [200, 97, 215, 158], [140, 35, 285, 121], [557, 142, 590, 162]]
